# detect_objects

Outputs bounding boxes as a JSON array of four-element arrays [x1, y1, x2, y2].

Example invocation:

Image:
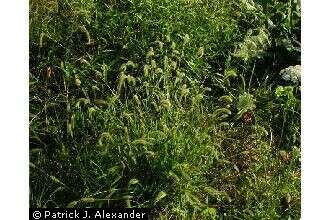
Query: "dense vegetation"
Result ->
[[30, 0, 301, 219]]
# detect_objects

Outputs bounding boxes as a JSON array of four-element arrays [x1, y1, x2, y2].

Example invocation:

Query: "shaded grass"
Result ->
[[30, 0, 301, 219]]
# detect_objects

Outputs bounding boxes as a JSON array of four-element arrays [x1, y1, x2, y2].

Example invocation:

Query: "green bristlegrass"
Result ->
[[30, 0, 300, 219]]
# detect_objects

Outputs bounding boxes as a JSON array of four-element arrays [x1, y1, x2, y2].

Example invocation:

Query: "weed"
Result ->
[[30, 0, 300, 219]]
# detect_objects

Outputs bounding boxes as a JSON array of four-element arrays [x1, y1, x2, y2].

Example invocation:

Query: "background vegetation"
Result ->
[[30, 0, 301, 219]]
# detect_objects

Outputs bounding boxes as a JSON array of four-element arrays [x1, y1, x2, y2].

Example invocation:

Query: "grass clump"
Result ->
[[30, 0, 301, 219]]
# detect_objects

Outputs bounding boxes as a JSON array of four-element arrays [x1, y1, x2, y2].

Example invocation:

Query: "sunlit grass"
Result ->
[[30, 0, 301, 219]]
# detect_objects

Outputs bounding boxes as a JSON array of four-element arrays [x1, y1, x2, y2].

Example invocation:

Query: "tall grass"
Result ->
[[30, 0, 301, 219]]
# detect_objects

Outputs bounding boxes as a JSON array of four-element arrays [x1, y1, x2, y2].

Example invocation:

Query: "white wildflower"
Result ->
[[280, 65, 301, 83]]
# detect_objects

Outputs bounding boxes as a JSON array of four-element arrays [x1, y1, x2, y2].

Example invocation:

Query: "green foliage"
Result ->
[[274, 86, 300, 148], [233, 27, 271, 62], [30, 0, 300, 219], [237, 92, 256, 116]]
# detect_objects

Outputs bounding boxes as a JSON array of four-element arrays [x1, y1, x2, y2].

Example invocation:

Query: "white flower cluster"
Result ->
[[280, 65, 301, 83]]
